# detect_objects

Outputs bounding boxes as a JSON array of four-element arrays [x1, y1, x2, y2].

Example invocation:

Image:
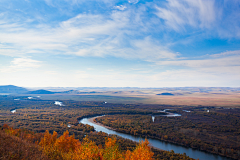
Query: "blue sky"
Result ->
[[0, 0, 240, 87]]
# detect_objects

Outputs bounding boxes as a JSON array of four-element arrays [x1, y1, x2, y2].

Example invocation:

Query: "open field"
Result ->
[[32, 89, 240, 107], [2, 86, 240, 107], [140, 94, 240, 107]]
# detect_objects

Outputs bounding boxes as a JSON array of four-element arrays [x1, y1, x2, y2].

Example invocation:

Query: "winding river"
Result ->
[[79, 115, 233, 160]]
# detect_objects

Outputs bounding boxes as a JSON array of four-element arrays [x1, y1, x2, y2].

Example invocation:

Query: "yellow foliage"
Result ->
[[39, 131, 154, 160], [39, 130, 60, 159], [54, 130, 81, 153], [125, 139, 154, 160], [103, 137, 124, 160], [72, 137, 101, 160]]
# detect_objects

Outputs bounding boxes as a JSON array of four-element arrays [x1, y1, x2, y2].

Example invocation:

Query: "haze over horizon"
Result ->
[[0, 0, 240, 88]]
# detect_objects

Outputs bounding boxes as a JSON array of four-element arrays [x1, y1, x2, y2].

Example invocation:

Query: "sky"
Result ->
[[0, 0, 240, 88]]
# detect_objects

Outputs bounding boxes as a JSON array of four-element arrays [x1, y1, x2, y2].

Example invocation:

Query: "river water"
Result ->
[[79, 115, 233, 160], [10, 109, 16, 113]]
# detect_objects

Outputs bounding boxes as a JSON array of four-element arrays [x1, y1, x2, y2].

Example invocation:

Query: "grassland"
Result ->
[[28, 87, 240, 107]]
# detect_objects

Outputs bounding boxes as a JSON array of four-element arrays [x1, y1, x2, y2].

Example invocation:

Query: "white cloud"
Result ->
[[1, 65, 239, 87], [45, 71, 58, 75], [0, 9, 177, 62], [0, 0, 239, 87], [0, 13, 126, 56], [44, 0, 54, 6], [131, 37, 177, 60], [210, 50, 240, 58], [114, 5, 127, 11], [157, 50, 240, 80], [148, 69, 230, 87], [155, 0, 240, 38], [70, 36, 177, 61], [158, 52, 240, 68], [159, 57, 238, 68], [70, 67, 240, 87], [44, 0, 114, 7], [59, 13, 129, 38], [128, 0, 139, 4], [0, 58, 41, 73], [155, 0, 216, 31]]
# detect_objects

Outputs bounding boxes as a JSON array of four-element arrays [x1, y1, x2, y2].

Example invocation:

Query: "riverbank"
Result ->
[[88, 116, 116, 131], [85, 116, 167, 153], [80, 115, 234, 160]]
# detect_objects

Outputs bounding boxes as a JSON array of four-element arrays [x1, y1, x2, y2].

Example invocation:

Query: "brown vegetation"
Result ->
[[0, 129, 48, 160], [1, 95, 239, 159], [1, 125, 154, 160], [96, 108, 240, 159]]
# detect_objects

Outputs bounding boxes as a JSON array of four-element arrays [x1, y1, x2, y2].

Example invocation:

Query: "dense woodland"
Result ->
[[96, 108, 240, 159], [1, 94, 240, 159], [1, 124, 156, 160], [0, 95, 194, 160]]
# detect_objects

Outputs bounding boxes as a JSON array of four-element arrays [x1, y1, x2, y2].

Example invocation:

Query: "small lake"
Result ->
[[79, 115, 233, 160], [10, 109, 16, 113]]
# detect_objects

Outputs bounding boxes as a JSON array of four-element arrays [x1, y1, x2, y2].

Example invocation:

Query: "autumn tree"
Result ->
[[125, 139, 154, 160]]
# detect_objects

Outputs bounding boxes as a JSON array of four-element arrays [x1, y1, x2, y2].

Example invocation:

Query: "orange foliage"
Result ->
[[102, 137, 124, 160], [0, 130, 48, 160], [3, 124, 43, 143], [39, 130, 61, 159], [72, 137, 101, 160], [39, 131, 154, 160], [3, 125, 154, 160], [125, 139, 154, 160], [55, 130, 81, 153]]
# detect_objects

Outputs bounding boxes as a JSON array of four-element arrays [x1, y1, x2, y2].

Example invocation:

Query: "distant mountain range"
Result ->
[[1, 85, 240, 95], [27, 89, 55, 94], [156, 92, 174, 96], [60, 90, 101, 94], [0, 85, 28, 94], [0, 85, 102, 94], [0, 85, 55, 94]]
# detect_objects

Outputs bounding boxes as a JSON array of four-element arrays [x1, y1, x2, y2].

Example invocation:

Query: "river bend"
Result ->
[[79, 115, 233, 160]]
